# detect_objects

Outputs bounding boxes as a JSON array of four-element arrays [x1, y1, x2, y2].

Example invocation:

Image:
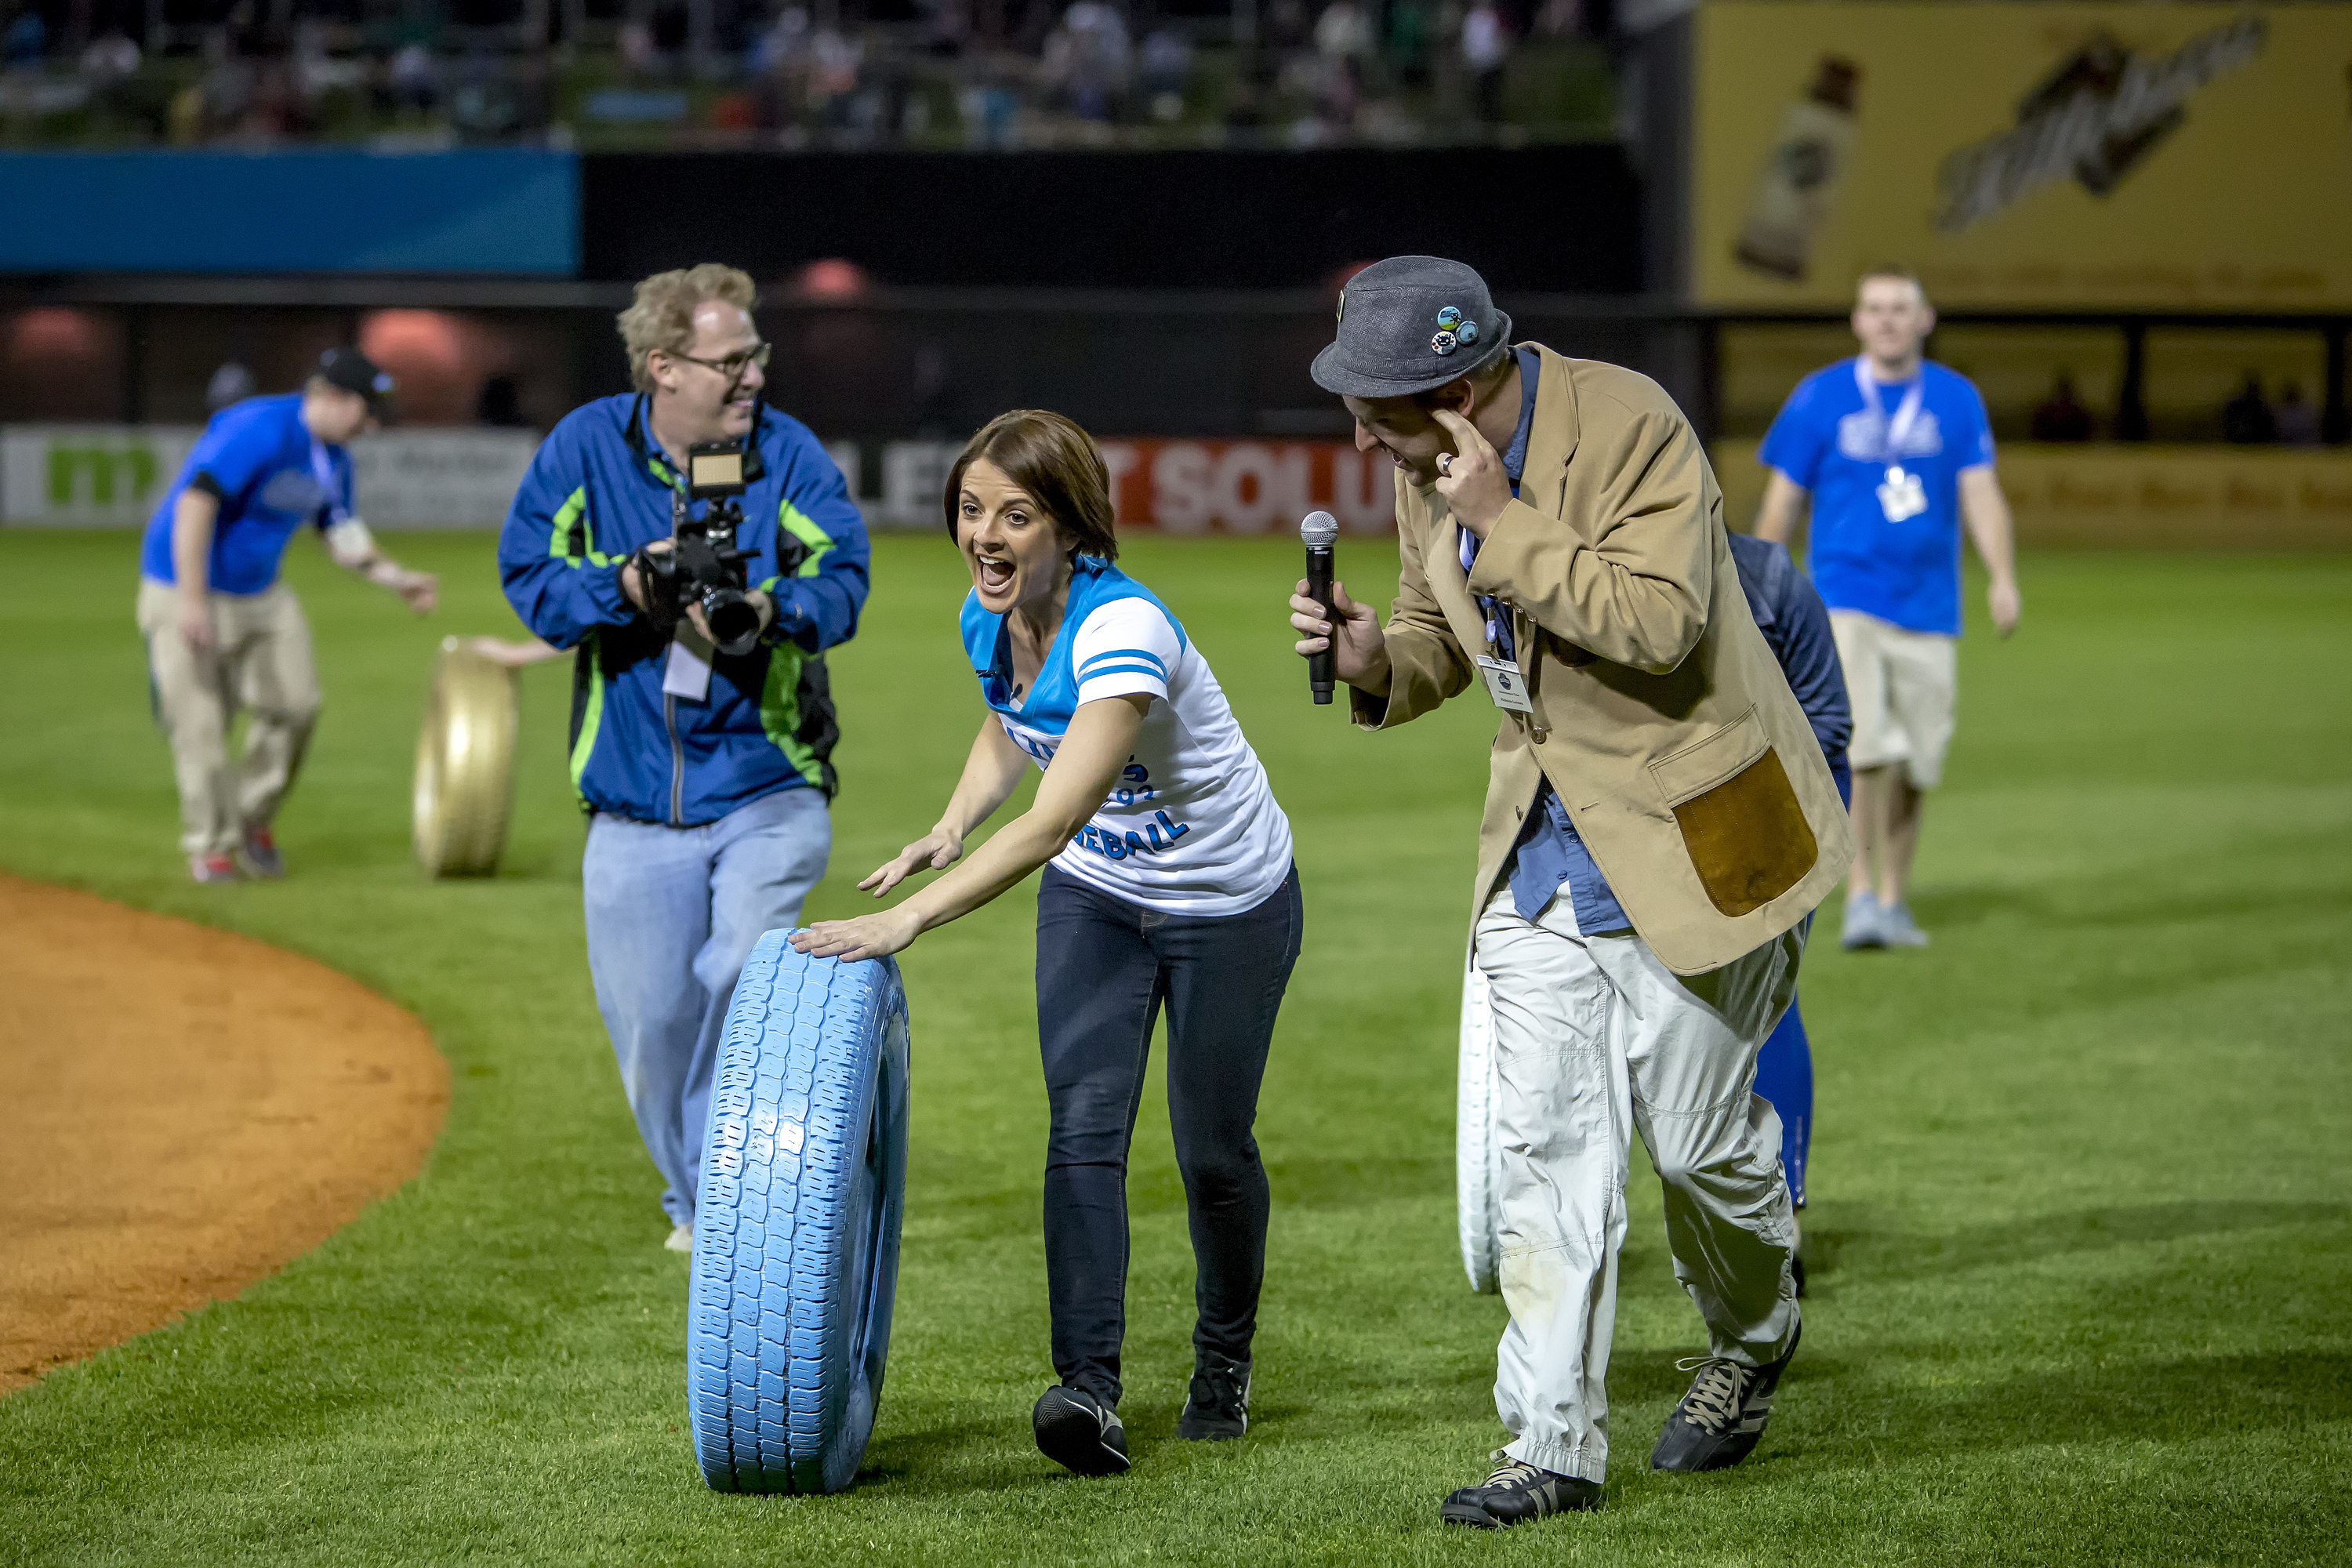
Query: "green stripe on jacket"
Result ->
[[549, 486, 622, 567], [758, 503, 837, 791], [569, 633, 605, 803]]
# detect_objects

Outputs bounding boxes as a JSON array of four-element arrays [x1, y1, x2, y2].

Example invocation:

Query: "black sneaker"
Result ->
[[1650, 1319, 1801, 1472], [1033, 1385, 1130, 1476], [1175, 1354, 1250, 1441], [1440, 1452, 1602, 1528]]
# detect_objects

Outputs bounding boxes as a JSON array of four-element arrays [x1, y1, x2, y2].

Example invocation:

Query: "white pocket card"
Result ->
[[1475, 655, 1534, 714], [662, 637, 713, 702]]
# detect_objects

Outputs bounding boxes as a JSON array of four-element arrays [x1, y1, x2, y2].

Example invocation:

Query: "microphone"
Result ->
[[1300, 510, 1339, 706]]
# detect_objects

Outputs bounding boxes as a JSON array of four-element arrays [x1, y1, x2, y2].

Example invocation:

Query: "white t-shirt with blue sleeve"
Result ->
[[960, 556, 1294, 916]]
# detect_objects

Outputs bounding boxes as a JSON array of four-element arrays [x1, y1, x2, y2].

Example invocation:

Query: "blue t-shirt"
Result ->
[[1759, 358, 1994, 637], [139, 394, 353, 596]]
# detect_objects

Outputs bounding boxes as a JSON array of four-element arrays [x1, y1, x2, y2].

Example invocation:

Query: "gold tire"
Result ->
[[413, 637, 520, 878]]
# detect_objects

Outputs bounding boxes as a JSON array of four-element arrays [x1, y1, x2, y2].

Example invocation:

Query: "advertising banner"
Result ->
[[1714, 438, 2352, 549], [2, 426, 542, 529], [1693, 3, 2352, 309], [5, 426, 1399, 538], [0, 426, 199, 528], [347, 431, 539, 529], [859, 438, 1398, 535]]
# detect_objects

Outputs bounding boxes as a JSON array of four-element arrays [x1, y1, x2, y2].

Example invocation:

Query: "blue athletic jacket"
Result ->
[[497, 394, 871, 825], [1727, 531, 1851, 800]]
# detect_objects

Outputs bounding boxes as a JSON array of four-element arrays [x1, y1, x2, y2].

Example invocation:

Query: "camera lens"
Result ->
[[703, 588, 760, 656]]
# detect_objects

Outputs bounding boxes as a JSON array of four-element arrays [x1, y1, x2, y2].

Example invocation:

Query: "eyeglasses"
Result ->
[[668, 342, 772, 381]]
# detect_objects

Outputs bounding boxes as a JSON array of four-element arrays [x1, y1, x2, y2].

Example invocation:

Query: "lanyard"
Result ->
[[1853, 360, 1925, 469], [1458, 528, 1513, 659], [308, 438, 350, 527]]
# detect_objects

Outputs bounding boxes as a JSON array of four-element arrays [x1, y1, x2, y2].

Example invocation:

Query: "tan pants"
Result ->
[[136, 579, 321, 857], [1829, 610, 1958, 789]]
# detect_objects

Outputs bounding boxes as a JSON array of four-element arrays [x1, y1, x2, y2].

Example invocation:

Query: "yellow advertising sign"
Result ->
[[1693, 3, 2352, 309], [1714, 439, 2352, 549]]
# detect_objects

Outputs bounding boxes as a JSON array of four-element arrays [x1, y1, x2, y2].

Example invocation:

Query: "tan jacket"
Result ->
[[1353, 345, 1853, 975]]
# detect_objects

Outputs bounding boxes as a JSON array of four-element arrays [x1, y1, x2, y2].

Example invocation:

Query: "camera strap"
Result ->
[[741, 394, 768, 483]]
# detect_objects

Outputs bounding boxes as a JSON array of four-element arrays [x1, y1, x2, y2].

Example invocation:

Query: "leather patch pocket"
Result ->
[[1649, 710, 1818, 918]]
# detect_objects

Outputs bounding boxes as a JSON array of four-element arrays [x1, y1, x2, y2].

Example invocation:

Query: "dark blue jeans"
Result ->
[[1034, 862, 1303, 1408]]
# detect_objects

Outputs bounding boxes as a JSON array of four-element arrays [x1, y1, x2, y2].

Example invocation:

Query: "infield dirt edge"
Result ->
[[0, 874, 450, 1394]]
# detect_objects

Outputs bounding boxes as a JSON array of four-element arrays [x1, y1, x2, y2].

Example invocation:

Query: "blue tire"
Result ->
[[688, 932, 910, 1495]]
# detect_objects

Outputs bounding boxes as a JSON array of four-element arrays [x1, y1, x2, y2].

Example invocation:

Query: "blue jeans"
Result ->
[[583, 787, 831, 1228]]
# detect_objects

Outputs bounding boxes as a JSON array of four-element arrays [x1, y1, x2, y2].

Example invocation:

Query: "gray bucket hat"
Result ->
[[1311, 256, 1512, 399]]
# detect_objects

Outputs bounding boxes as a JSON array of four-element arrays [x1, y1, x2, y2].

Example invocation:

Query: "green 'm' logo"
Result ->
[[47, 445, 159, 507]]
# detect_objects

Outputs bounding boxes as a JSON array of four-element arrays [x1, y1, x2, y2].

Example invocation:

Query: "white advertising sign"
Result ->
[[0, 425, 201, 528], [347, 430, 541, 529], [2, 428, 1398, 538], [0, 425, 540, 529]]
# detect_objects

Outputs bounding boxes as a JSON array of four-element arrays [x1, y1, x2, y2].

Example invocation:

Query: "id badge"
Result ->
[[662, 637, 713, 702], [1475, 655, 1534, 714], [1878, 466, 1928, 522]]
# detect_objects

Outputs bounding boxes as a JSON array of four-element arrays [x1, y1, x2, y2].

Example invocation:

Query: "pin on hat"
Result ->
[[1311, 256, 1511, 399]]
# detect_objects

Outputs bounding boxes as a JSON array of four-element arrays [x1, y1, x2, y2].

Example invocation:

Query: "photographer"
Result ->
[[497, 264, 871, 1254]]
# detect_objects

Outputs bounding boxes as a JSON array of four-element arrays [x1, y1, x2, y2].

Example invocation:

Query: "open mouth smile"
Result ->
[[975, 554, 1015, 593]]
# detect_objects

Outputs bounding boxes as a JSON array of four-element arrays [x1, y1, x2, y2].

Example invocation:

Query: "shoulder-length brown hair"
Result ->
[[942, 409, 1119, 561]]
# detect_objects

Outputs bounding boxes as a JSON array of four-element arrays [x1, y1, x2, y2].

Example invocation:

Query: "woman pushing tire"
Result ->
[[791, 409, 1301, 1479]]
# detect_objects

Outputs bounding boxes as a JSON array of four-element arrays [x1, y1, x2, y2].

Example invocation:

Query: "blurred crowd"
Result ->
[[0, 0, 1617, 148], [2028, 370, 2336, 447]]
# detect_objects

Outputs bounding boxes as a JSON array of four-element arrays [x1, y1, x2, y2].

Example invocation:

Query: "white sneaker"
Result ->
[[1878, 903, 1931, 948], [1840, 891, 1884, 949], [665, 1224, 694, 1254]]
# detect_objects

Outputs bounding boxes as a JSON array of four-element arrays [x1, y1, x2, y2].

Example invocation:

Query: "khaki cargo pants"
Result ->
[[136, 579, 321, 858]]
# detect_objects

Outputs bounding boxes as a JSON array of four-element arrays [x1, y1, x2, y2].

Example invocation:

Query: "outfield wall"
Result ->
[[0, 426, 1395, 536], [0, 426, 542, 530], [1715, 441, 2352, 550], [9, 423, 2345, 546]]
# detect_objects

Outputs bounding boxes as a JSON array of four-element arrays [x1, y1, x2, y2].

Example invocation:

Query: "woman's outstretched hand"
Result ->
[[788, 906, 924, 963], [858, 828, 965, 898]]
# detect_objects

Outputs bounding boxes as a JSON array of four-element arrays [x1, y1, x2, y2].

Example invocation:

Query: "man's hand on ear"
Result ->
[[1430, 408, 1512, 538]]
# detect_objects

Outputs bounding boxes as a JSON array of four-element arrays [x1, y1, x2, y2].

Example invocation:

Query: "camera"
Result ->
[[633, 439, 763, 658]]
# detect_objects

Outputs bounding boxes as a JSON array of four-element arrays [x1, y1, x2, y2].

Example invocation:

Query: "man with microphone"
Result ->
[[1288, 256, 1851, 1526]]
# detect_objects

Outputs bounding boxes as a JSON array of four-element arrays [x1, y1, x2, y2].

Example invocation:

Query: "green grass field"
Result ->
[[2, 531, 2348, 1566]]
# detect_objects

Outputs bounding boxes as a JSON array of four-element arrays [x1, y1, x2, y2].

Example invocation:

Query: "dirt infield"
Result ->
[[0, 876, 449, 1394]]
